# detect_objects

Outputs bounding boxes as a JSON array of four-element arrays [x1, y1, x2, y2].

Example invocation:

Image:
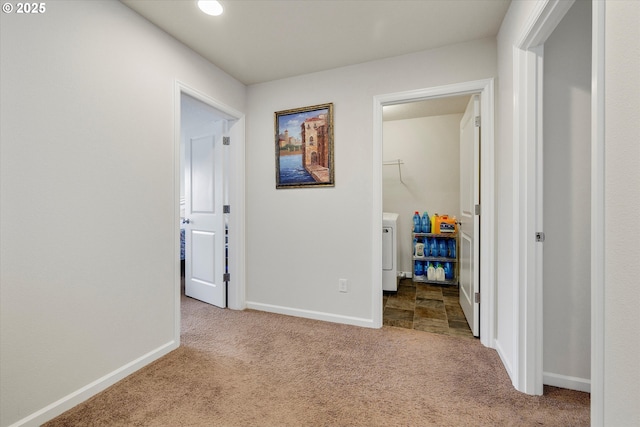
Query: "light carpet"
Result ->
[[44, 295, 589, 426]]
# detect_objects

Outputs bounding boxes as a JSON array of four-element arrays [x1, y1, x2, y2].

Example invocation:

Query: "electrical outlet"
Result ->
[[339, 278, 348, 293]]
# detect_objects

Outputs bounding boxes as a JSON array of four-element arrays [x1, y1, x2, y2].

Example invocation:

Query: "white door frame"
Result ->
[[512, 0, 574, 397], [372, 78, 496, 349], [590, 2, 605, 423], [174, 81, 246, 342], [512, 1, 605, 418]]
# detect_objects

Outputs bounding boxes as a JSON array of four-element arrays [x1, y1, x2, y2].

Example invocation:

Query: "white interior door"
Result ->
[[184, 122, 226, 308], [459, 95, 480, 337]]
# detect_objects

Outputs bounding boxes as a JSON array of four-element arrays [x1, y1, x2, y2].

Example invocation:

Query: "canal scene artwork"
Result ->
[[275, 103, 334, 188]]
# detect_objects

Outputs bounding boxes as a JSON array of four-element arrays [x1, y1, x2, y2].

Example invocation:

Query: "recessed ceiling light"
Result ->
[[197, 0, 223, 16]]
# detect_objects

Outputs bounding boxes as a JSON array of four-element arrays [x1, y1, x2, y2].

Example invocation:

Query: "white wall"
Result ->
[[383, 114, 462, 275], [603, 1, 640, 424], [245, 38, 496, 324], [0, 2, 245, 426], [542, 0, 591, 390]]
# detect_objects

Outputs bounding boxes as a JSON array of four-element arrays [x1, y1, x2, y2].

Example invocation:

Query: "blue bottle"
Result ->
[[413, 211, 421, 233], [438, 239, 448, 257], [414, 260, 424, 278], [448, 239, 456, 258], [444, 262, 453, 280], [421, 237, 429, 257], [430, 238, 438, 258], [421, 211, 431, 233]]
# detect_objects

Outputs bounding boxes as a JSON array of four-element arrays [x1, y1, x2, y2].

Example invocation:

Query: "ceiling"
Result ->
[[383, 95, 471, 121], [120, 0, 511, 86]]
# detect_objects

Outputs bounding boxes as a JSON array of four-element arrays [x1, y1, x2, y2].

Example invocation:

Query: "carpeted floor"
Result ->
[[45, 295, 590, 426]]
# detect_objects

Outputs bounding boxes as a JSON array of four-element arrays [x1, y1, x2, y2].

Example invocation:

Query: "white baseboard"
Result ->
[[246, 301, 376, 329], [493, 339, 515, 387], [492, 340, 590, 394], [543, 371, 591, 393], [9, 341, 178, 427]]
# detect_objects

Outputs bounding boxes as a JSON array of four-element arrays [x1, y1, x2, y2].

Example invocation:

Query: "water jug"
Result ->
[[426, 262, 436, 281], [435, 263, 445, 281], [413, 212, 421, 233]]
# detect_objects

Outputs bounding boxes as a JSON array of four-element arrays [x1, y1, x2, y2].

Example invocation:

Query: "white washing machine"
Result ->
[[382, 212, 399, 291]]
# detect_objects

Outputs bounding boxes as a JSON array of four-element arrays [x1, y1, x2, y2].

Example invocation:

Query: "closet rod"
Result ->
[[383, 159, 405, 184]]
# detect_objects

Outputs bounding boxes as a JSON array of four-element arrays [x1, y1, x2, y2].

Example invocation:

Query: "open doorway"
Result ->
[[541, 0, 592, 393], [381, 94, 478, 338], [174, 81, 246, 333], [511, 0, 594, 396], [372, 78, 495, 349], [180, 93, 231, 308]]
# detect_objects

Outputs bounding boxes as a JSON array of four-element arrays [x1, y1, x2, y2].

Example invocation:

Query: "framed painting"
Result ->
[[275, 103, 334, 188]]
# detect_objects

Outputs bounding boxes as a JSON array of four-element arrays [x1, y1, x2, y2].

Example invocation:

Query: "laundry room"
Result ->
[[381, 94, 476, 337]]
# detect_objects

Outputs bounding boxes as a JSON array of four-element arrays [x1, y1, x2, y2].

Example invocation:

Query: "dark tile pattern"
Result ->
[[383, 278, 475, 339]]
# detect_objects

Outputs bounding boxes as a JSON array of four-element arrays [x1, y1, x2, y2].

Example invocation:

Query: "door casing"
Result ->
[[174, 81, 246, 343], [373, 78, 496, 349], [512, 1, 605, 417]]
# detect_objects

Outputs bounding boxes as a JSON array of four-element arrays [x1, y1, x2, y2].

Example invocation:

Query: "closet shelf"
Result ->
[[383, 159, 405, 183]]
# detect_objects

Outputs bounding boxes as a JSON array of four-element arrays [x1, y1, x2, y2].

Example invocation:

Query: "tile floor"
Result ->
[[383, 278, 475, 339]]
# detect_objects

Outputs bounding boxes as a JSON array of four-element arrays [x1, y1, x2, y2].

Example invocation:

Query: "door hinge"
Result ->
[[223, 273, 230, 282], [223, 205, 231, 214], [536, 232, 545, 242], [474, 116, 481, 127], [223, 136, 230, 145], [474, 204, 481, 215], [475, 292, 480, 303]]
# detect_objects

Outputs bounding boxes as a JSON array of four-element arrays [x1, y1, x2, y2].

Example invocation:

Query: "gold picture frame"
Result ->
[[275, 103, 334, 188]]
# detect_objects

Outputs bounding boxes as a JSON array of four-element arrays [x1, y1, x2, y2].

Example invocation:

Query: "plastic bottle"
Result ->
[[426, 262, 436, 281], [413, 211, 421, 233], [444, 262, 453, 280], [413, 237, 418, 255], [435, 263, 445, 281], [424, 237, 431, 256], [431, 213, 438, 234], [429, 238, 438, 258], [421, 211, 431, 233], [438, 239, 448, 257], [414, 260, 424, 278], [448, 239, 456, 259]]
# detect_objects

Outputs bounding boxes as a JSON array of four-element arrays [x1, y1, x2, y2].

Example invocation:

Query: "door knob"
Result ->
[[182, 218, 191, 224]]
